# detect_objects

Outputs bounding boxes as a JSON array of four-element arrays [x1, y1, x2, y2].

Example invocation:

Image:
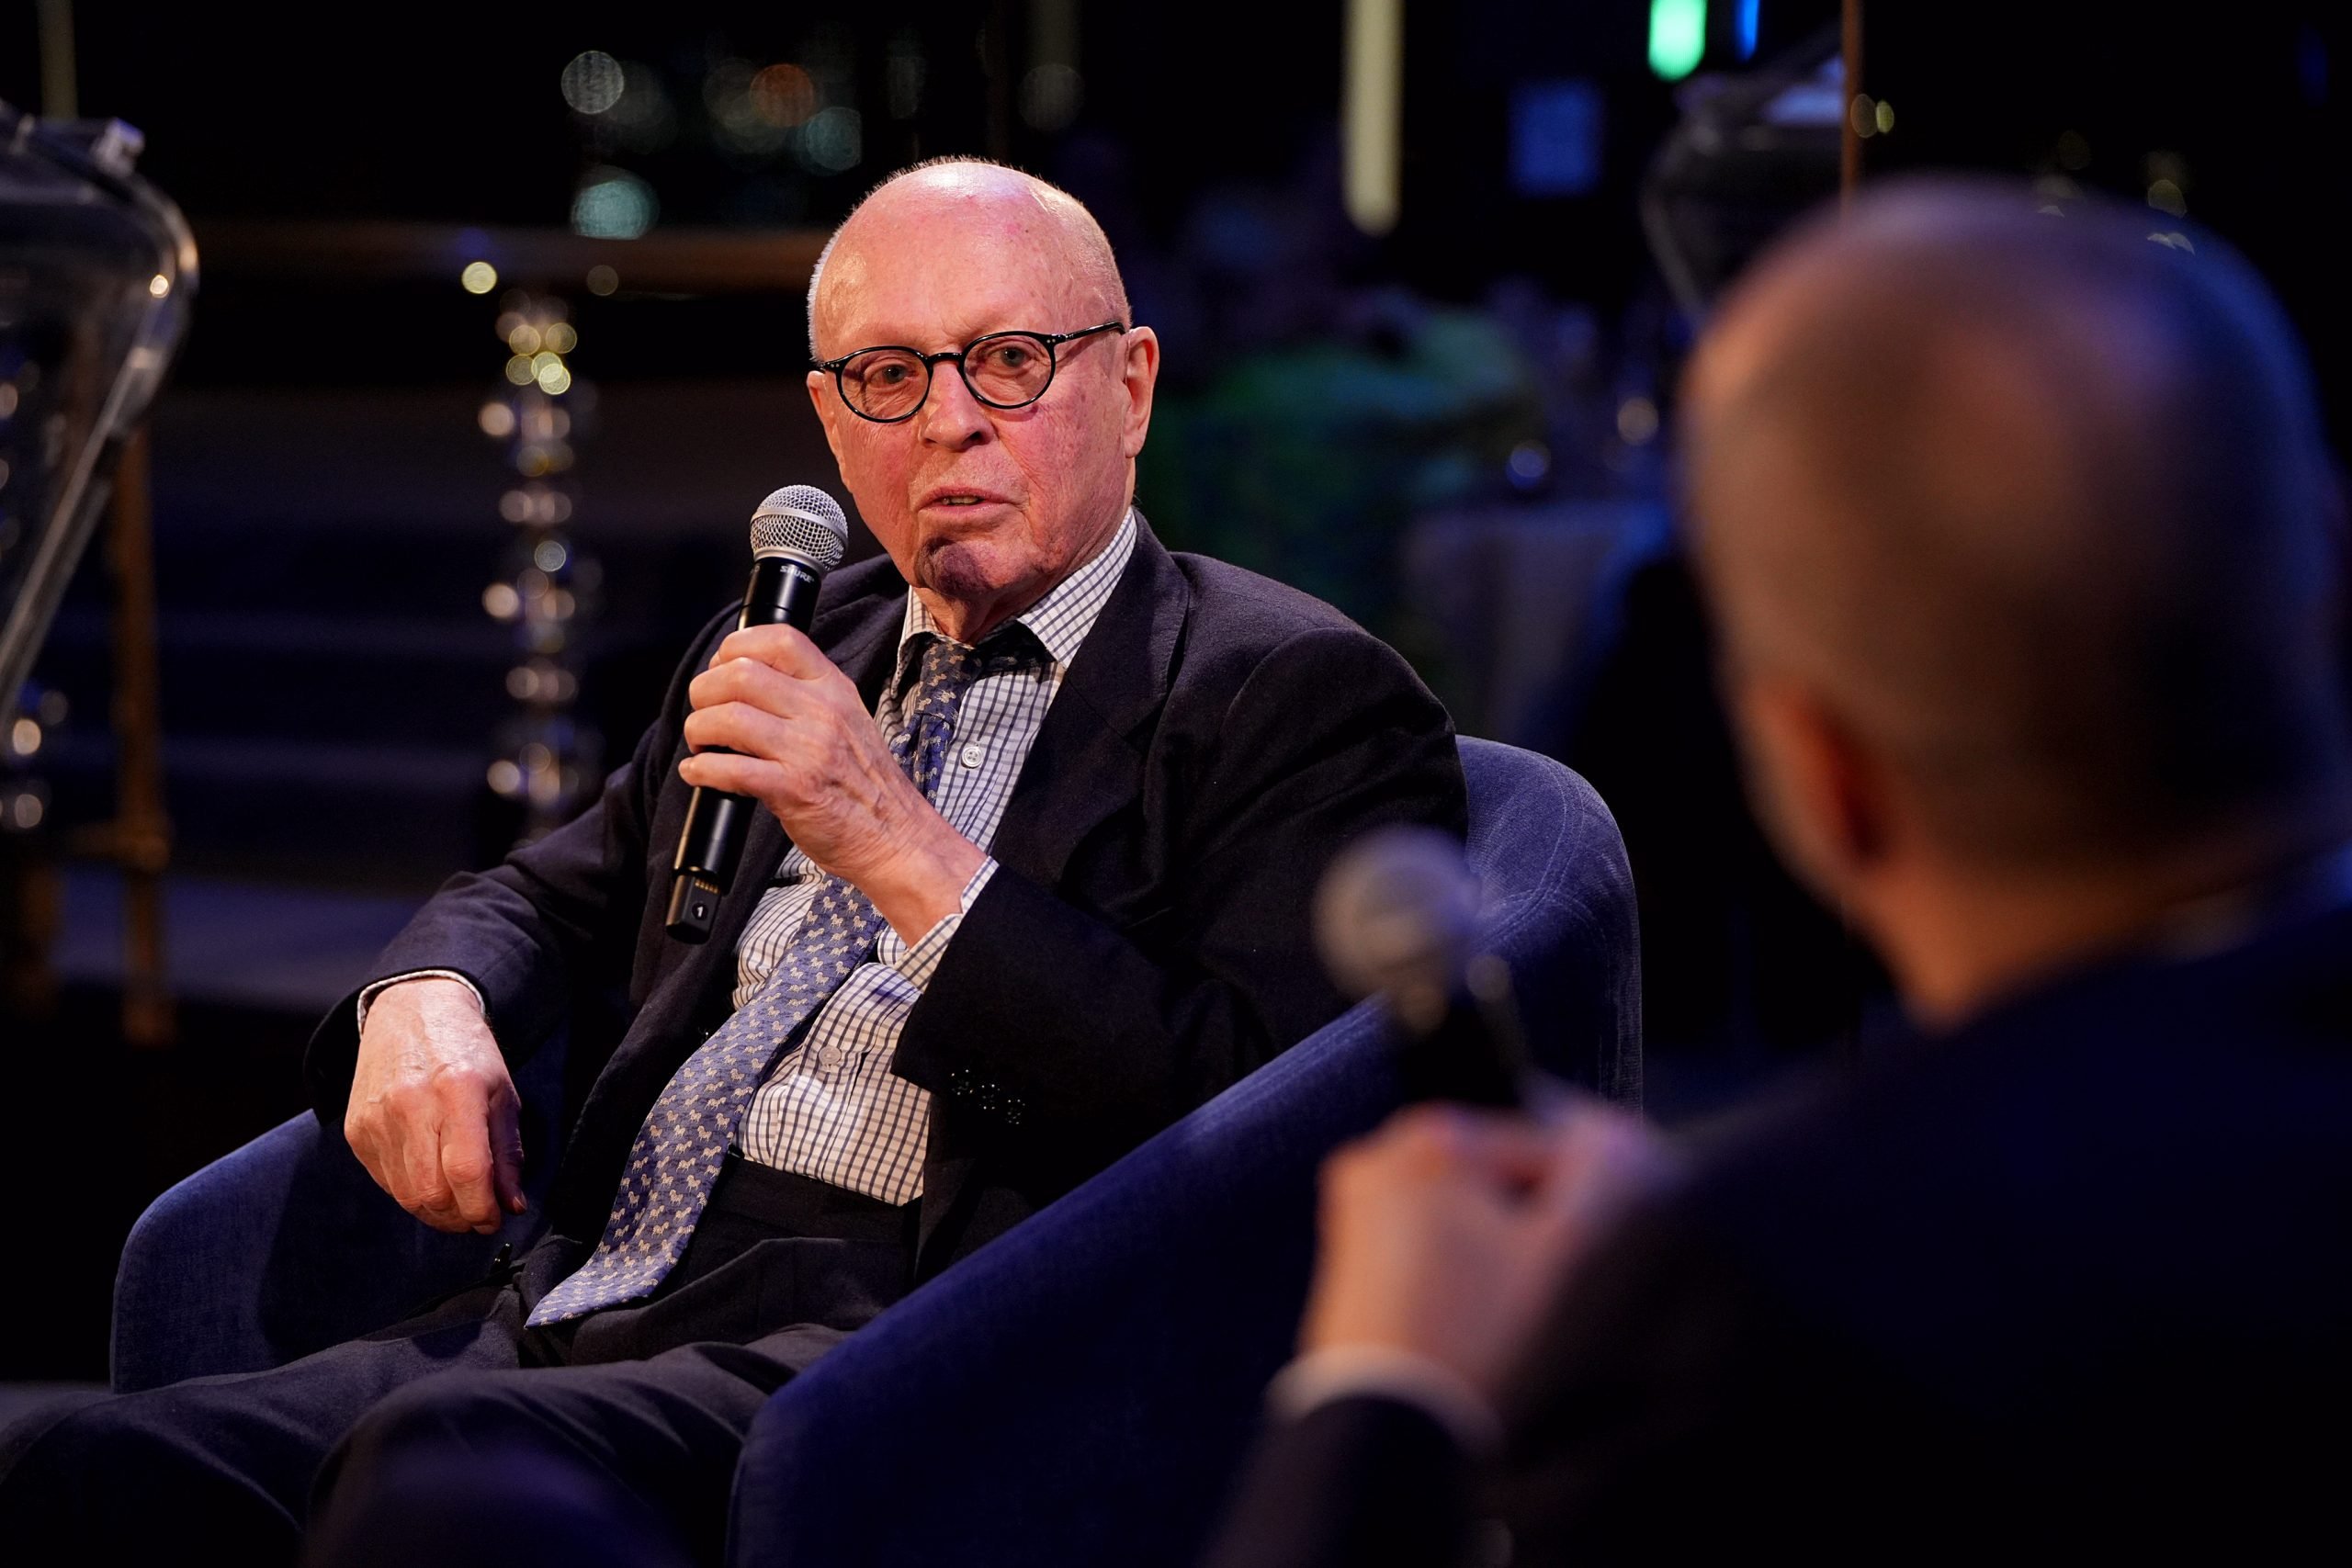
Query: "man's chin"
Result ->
[[918, 537, 1031, 615]]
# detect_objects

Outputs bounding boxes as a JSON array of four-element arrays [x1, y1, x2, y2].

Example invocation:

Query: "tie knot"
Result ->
[[914, 635, 985, 704]]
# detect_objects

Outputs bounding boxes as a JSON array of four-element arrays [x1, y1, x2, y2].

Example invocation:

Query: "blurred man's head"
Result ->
[[1684, 182, 2350, 1015], [805, 159, 1159, 640]]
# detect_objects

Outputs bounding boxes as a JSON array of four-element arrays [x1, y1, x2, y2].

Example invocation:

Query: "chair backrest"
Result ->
[[728, 737, 1638, 1567]]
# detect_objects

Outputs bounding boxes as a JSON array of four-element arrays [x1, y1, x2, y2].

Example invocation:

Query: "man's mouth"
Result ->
[[920, 486, 1013, 512]]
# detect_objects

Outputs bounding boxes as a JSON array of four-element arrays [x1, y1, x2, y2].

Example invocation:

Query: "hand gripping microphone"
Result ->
[[1315, 827, 1536, 1108], [663, 485, 850, 943]]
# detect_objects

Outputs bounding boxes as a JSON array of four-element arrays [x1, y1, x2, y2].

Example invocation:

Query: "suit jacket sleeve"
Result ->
[[1202, 1200, 1764, 1568], [892, 623, 1465, 1137], [304, 606, 737, 1122], [1203, 1396, 1479, 1568]]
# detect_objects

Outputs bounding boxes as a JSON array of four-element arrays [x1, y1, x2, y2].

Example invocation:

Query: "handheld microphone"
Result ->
[[1314, 827, 1535, 1108], [663, 485, 850, 943]]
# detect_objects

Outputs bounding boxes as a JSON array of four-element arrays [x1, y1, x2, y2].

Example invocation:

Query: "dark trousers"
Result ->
[[0, 1158, 915, 1567]]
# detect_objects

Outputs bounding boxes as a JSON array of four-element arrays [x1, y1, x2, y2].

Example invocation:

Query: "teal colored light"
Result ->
[[1648, 0, 1708, 81]]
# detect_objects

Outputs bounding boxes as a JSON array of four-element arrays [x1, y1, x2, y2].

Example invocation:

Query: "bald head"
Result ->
[[1688, 182, 2347, 866], [807, 159, 1129, 359]]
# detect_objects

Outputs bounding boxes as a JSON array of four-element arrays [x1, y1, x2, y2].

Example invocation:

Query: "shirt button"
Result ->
[[959, 743, 984, 769], [817, 1046, 844, 1072]]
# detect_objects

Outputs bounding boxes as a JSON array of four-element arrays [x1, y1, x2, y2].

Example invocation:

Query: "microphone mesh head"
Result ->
[[751, 485, 849, 570], [1314, 827, 1480, 1031]]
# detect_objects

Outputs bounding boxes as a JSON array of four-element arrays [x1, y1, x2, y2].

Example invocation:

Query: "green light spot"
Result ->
[[1649, 0, 1709, 81]]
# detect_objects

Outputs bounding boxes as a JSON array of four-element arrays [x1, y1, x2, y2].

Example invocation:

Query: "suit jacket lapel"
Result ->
[[916, 518, 1190, 1263], [987, 518, 1189, 890]]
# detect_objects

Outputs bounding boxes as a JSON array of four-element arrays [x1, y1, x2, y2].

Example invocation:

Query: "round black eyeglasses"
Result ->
[[817, 321, 1128, 423]]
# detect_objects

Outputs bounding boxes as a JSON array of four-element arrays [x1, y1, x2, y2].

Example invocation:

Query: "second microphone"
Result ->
[[664, 484, 851, 942]]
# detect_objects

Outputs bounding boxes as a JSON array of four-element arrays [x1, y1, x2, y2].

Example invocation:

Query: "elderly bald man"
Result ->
[[1209, 182, 2352, 1566], [0, 159, 1464, 1562]]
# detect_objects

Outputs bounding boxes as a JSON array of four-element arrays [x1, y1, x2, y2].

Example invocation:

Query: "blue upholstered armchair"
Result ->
[[725, 737, 1635, 1566], [111, 738, 1639, 1564]]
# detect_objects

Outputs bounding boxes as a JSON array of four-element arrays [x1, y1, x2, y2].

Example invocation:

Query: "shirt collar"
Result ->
[[894, 507, 1137, 675]]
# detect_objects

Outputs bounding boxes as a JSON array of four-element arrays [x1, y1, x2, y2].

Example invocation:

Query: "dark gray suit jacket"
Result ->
[[308, 517, 1465, 1294]]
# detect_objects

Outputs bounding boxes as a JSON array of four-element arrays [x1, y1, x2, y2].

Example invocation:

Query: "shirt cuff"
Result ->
[[897, 858, 1000, 990], [1266, 1346, 1505, 1460], [355, 969, 486, 1037]]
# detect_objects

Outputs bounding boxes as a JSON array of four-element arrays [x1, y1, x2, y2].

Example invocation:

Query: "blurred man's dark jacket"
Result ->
[[1216, 889, 2352, 1562], [304, 517, 1466, 1303]]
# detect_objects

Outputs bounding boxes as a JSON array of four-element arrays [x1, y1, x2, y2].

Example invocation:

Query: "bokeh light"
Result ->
[[1647, 0, 1706, 82], [1507, 441, 1552, 489], [707, 60, 793, 155], [460, 260, 499, 294], [1617, 396, 1660, 445], [799, 107, 862, 173], [571, 168, 658, 238], [752, 63, 819, 127], [561, 51, 627, 116]]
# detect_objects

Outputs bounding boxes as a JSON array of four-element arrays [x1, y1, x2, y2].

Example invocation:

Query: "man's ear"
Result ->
[[1732, 675, 1894, 904], [1118, 327, 1160, 459]]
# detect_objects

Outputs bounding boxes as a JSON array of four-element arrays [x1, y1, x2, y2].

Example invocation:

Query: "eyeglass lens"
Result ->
[[839, 334, 1054, 421]]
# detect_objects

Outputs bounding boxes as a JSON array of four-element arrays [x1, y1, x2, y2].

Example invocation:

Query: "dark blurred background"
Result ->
[[1, 1, 2344, 1384]]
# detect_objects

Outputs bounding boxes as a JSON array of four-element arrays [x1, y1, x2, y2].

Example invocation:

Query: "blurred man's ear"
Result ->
[[1732, 676, 1894, 910], [1117, 327, 1161, 461]]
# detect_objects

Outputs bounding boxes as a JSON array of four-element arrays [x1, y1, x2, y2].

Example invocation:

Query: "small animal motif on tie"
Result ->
[[528, 636, 989, 1326]]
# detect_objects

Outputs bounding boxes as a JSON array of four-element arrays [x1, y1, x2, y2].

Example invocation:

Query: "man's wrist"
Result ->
[[1267, 1345, 1505, 1460], [356, 970, 485, 1038], [860, 809, 989, 943]]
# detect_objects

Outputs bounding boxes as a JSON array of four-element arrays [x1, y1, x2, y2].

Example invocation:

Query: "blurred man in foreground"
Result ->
[[1211, 184, 2352, 1563]]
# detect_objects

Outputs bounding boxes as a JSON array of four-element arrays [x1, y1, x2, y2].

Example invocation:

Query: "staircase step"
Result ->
[[51, 865, 426, 1013], [39, 734, 505, 889]]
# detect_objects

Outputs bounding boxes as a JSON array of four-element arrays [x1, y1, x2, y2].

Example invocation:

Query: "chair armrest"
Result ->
[[111, 1030, 569, 1393], [729, 1005, 1397, 1568]]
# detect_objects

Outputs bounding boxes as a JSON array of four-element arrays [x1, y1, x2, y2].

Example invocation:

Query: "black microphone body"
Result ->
[[663, 557, 825, 942], [1396, 956, 1532, 1110], [664, 484, 849, 943], [1314, 827, 1537, 1109]]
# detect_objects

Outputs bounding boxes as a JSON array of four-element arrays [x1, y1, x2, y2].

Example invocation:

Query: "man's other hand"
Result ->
[[347, 977, 526, 1235], [678, 623, 985, 941], [1298, 1100, 1680, 1400]]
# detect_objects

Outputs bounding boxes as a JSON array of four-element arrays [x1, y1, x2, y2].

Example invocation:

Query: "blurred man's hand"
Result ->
[[1299, 1099, 1680, 1399], [346, 977, 526, 1235]]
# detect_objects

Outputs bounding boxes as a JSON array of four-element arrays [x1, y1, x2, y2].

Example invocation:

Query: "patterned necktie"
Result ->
[[529, 635, 989, 1326]]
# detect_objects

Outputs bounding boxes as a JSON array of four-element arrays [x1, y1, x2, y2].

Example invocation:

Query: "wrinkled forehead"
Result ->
[[813, 189, 1105, 355]]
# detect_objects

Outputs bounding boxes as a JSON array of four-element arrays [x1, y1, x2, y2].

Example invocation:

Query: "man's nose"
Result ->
[[916, 363, 992, 448]]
